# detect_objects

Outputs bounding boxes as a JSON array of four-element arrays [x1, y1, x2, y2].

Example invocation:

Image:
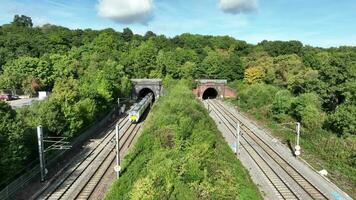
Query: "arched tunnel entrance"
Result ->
[[202, 88, 218, 100], [138, 88, 155, 102]]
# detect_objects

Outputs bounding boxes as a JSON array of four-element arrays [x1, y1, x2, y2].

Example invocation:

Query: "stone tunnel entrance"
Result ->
[[202, 88, 218, 99], [131, 79, 163, 101]]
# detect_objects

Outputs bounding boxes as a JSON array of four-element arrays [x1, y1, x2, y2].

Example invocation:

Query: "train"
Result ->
[[129, 93, 153, 123]]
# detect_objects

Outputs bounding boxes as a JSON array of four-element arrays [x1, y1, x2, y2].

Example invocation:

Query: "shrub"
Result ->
[[291, 93, 324, 129], [326, 104, 356, 136], [271, 90, 294, 122], [237, 83, 279, 110]]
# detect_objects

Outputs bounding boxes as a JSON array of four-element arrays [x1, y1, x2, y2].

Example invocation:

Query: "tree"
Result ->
[[244, 67, 265, 84], [12, 15, 33, 27], [180, 61, 197, 79], [0, 56, 52, 92], [271, 90, 294, 121], [132, 40, 158, 78], [237, 84, 279, 110], [273, 54, 305, 86], [326, 104, 356, 136], [144, 31, 156, 40], [0, 102, 30, 184], [200, 50, 243, 81], [122, 28, 133, 42], [287, 69, 322, 95], [291, 93, 324, 129], [259, 40, 303, 57]]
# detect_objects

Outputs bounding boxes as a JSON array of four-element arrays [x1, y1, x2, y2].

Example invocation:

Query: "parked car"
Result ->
[[0, 94, 13, 101]]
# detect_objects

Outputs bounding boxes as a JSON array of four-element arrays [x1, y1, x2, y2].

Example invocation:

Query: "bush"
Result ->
[[271, 90, 294, 122], [291, 93, 324, 129], [237, 83, 279, 110], [326, 104, 356, 136]]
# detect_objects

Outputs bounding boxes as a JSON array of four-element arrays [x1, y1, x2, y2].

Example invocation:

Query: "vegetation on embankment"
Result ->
[[105, 80, 262, 200], [228, 82, 356, 197]]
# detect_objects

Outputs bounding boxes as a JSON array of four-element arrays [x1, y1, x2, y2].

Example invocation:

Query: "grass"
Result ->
[[105, 80, 262, 200]]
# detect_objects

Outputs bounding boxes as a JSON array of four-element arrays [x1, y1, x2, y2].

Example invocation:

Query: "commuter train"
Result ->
[[129, 93, 153, 123]]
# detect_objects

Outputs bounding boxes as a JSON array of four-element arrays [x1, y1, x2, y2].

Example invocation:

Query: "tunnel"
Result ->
[[138, 88, 155, 102], [202, 88, 218, 100]]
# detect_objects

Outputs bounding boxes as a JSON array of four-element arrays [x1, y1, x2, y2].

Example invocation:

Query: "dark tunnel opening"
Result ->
[[138, 88, 155, 102], [202, 88, 218, 100]]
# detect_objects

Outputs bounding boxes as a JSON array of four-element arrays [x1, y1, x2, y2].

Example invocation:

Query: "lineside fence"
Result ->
[[0, 107, 119, 200]]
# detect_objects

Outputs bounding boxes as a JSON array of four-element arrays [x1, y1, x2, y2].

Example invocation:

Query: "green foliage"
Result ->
[[258, 40, 303, 56], [271, 90, 294, 121], [0, 56, 52, 92], [200, 49, 244, 81], [237, 84, 279, 110], [12, 15, 33, 27], [0, 102, 31, 186], [327, 104, 356, 137], [105, 81, 261, 200], [291, 93, 324, 129]]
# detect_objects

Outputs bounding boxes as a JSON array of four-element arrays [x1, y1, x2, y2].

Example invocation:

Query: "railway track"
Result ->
[[74, 123, 142, 200], [34, 114, 142, 200], [205, 99, 329, 200]]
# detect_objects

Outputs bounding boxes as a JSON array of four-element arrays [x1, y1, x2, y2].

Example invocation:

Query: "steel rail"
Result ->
[[36, 117, 129, 200], [211, 99, 328, 200], [74, 123, 142, 200], [206, 100, 299, 200], [54, 121, 137, 200]]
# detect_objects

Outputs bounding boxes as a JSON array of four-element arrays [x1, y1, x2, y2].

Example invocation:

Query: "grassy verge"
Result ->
[[227, 99, 356, 198], [105, 80, 262, 200]]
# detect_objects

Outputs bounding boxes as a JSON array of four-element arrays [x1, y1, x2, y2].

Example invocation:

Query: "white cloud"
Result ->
[[97, 0, 154, 24], [219, 0, 258, 14]]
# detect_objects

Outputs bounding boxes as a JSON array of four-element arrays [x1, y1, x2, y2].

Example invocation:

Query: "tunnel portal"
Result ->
[[202, 88, 218, 99]]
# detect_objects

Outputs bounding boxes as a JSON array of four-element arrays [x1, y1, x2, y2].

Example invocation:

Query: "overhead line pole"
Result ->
[[115, 97, 121, 178], [115, 123, 121, 178], [37, 125, 46, 182], [295, 122, 301, 156]]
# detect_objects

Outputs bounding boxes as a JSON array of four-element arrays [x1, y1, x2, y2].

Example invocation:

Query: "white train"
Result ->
[[129, 93, 153, 123]]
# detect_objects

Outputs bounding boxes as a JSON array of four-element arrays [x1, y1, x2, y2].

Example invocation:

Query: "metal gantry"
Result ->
[[37, 125, 71, 182]]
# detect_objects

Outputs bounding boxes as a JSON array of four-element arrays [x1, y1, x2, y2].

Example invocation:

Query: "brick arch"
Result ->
[[193, 79, 236, 100]]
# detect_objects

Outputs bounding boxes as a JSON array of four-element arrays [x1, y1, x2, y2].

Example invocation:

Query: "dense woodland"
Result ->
[[0, 15, 355, 193]]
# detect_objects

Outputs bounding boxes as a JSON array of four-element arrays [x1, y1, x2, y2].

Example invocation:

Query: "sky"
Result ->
[[0, 0, 355, 47]]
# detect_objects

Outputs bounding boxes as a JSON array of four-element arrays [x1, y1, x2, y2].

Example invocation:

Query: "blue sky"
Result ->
[[0, 0, 355, 47]]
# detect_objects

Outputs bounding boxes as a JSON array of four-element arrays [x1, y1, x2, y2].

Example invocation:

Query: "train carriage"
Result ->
[[129, 93, 153, 123]]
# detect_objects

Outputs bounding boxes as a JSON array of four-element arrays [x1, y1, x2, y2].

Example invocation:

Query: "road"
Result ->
[[7, 98, 39, 109], [204, 99, 352, 200]]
